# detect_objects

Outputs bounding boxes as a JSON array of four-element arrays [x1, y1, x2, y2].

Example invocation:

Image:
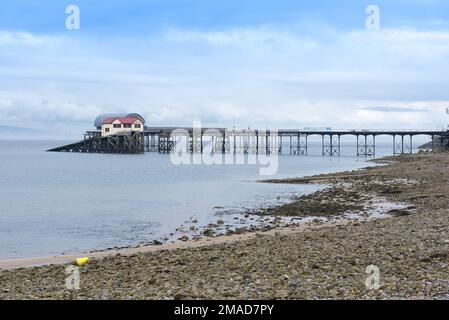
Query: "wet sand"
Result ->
[[1, 152, 449, 299]]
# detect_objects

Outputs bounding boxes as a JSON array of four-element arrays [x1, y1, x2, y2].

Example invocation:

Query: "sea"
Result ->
[[0, 138, 425, 259]]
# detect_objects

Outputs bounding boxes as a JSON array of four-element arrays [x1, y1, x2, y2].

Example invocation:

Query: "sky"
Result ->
[[0, 0, 449, 138]]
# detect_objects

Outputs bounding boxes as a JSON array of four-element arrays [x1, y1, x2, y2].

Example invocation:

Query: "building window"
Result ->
[[105, 128, 110, 132], [123, 123, 132, 128], [113, 124, 121, 128], [134, 124, 141, 128]]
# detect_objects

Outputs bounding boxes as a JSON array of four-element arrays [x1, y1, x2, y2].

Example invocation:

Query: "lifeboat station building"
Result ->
[[93, 113, 145, 137]]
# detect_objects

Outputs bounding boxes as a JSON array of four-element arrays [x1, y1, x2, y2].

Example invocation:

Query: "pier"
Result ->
[[143, 128, 449, 156], [48, 126, 449, 156]]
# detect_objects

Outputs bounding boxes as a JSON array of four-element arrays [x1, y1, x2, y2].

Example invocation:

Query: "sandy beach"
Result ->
[[1, 151, 449, 299]]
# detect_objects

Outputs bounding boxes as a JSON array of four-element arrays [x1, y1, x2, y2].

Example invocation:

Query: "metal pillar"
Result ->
[[289, 135, 293, 155], [299, 134, 308, 155], [323, 134, 340, 156], [394, 135, 409, 155], [256, 131, 259, 155], [321, 135, 325, 156], [222, 133, 226, 154], [265, 133, 269, 155], [200, 130, 203, 154], [357, 135, 375, 156], [393, 134, 412, 155], [278, 135, 282, 154], [431, 135, 435, 152]]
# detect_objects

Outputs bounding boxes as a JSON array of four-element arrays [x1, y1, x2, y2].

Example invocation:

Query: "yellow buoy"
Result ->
[[75, 257, 89, 267]]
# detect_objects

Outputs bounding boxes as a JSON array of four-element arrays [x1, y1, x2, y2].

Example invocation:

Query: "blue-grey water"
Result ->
[[0, 139, 421, 259]]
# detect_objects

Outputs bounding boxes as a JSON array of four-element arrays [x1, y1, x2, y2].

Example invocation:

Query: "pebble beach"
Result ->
[[1, 152, 449, 299]]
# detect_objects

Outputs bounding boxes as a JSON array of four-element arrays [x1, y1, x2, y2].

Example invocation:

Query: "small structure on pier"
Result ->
[[100, 116, 144, 137], [47, 113, 146, 154], [94, 113, 145, 130]]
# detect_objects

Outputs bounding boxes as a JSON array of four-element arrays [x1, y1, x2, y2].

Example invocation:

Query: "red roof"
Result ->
[[102, 117, 140, 125]]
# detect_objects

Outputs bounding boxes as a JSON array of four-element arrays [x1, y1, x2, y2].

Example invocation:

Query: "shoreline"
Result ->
[[0, 219, 356, 270], [0, 156, 393, 270], [2, 151, 449, 299]]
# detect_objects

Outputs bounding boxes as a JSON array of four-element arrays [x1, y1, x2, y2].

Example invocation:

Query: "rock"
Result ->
[[203, 229, 214, 236], [381, 188, 402, 195], [388, 209, 411, 217]]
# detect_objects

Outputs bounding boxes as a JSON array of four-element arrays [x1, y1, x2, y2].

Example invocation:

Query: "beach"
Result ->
[[1, 151, 449, 299]]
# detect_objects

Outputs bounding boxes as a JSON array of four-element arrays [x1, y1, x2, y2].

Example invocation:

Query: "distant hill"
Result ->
[[0, 125, 38, 132], [419, 136, 449, 150], [0, 125, 47, 138]]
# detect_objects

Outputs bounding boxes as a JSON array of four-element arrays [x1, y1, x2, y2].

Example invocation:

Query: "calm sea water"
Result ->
[[0, 139, 413, 259]]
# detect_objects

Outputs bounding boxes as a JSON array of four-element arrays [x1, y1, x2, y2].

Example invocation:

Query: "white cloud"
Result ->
[[0, 96, 102, 125], [0, 31, 55, 46], [165, 26, 318, 48], [1, 26, 449, 138]]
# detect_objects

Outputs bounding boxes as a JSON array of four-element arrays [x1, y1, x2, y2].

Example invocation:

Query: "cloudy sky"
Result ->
[[0, 0, 449, 138]]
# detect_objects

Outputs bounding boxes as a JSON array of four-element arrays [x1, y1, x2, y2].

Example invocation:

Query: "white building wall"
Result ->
[[101, 119, 144, 137]]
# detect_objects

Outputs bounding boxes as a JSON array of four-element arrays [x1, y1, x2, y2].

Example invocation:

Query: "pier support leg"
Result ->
[[323, 134, 340, 156], [296, 134, 301, 155], [394, 135, 406, 155], [300, 134, 308, 155], [233, 134, 236, 155], [279, 135, 282, 155], [393, 135, 396, 155], [266, 134, 269, 155], [402, 135, 404, 154], [333, 135, 341, 156], [289, 135, 292, 155], [256, 132, 259, 155], [222, 133, 226, 154], [357, 135, 375, 156], [321, 135, 325, 156]]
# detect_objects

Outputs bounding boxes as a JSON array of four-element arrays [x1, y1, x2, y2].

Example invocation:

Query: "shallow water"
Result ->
[[0, 139, 404, 259]]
